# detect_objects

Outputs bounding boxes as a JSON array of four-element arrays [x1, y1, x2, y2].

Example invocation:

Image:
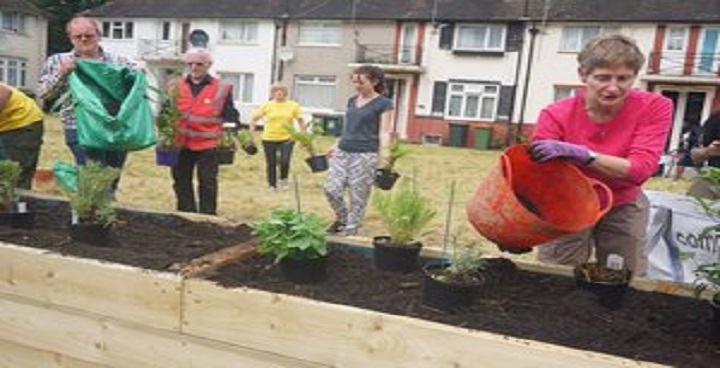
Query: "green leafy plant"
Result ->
[[218, 128, 238, 150], [0, 160, 21, 211], [252, 207, 328, 263], [155, 83, 182, 149], [693, 263, 720, 303], [58, 162, 120, 226], [286, 124, 324, 157], [373, 180, 436, 245], [237, 129, 256, 149], [381, 141, 411, 172]]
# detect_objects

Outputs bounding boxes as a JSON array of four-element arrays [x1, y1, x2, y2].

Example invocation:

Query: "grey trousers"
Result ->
[[537, 192, 650, 275], [324, 149, 378, 230]]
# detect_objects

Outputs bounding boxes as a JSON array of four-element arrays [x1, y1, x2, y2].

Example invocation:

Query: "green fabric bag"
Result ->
[[68, 60, 157, 151], [53, 160, 78, 193]]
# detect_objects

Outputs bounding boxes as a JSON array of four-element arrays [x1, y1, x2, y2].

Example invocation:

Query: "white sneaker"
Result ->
[[267, 186, 277, 192], [279, 179, 289, 191]]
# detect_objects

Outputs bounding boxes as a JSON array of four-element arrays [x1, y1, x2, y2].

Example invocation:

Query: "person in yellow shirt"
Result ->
[[250, 84, 307, 191], [0, 83, 44, 189]]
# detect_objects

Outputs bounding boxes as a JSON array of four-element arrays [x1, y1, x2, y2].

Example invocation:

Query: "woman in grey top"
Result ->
[[325, 65, 394, 236]]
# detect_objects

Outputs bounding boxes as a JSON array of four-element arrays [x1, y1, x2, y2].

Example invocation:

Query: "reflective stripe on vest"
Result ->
[[177, 127, 222, 138], [181, 112, 224, 124]]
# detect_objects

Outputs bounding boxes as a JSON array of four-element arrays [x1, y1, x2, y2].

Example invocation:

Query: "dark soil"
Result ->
[[0, 199, 252, 271], [210, 245, 720, 367]]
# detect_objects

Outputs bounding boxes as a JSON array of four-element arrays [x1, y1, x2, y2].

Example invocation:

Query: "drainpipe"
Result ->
[[505, 21, 527, 146], [516, 25, 540, 143]]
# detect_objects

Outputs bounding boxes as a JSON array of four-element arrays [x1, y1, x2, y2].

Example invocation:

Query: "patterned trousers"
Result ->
[[324, 149, 378, 230]]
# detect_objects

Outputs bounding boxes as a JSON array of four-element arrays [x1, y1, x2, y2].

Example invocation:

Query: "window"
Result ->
[[102, 21, 134, 40], [553, 86, 582, 101], [560, 26, 602, 52], [664, 27, 687, 52], [0, 11, 24, 32], [454, 24, 506, 52], [220, 21, 258, 43], [0, 57, 27, 87], [219, 72, 254, 103], [298, 22, 342, 46], [161, 22, 171, 41], [293, 75, 336, 108], [446, 82, 498, 120]]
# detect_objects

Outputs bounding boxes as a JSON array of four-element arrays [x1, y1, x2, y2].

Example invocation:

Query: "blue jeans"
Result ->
[[64, 128, 86, 165]]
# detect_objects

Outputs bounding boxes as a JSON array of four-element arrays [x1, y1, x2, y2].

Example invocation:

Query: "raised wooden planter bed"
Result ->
[[0, 196, 713, 367]]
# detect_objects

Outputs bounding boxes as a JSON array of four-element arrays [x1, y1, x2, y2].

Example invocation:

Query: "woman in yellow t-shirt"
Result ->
[[250, 85, 307, 191], [0, 83, 44, 189]]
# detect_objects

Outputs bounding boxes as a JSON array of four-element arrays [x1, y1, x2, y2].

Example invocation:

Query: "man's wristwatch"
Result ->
[[585, 150, 599, 165]]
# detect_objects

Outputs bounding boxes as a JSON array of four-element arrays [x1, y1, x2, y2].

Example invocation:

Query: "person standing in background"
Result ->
[[250, 85, 307, 191], [172, 48, 240, 215], [0, 83, 44, 189], [324, 65, 394, 236]]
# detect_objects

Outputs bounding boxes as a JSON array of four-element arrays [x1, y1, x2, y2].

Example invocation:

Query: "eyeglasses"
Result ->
[[186, 62, 207, 66], [70, 34, 97, 40]]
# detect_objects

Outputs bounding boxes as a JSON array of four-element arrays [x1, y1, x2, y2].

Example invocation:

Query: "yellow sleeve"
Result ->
[[252, 102, 268, 120], [292, 101, 302, 120]]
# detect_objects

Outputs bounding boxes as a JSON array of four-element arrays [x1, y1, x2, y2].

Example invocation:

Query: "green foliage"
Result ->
[[156, 83, 182, 149], [59, 162, 120, 226], [252, 207, 328, 263], [381, 141, 411, 171], [693, 263, 720, 303], [218, 129, 237, 149], [447, 239, 487, 276], [36, 0, 109, 54], [285, 124, 324, 157], [0, 160, 21, 209], [237, 129, 255, 149], [373, 181, 436, 245]]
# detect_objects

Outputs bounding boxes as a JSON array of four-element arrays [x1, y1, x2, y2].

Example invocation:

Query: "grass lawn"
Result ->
[[35, 116, 690, 258]]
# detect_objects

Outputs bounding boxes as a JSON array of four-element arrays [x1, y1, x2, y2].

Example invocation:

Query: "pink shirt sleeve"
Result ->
[[624, 95, 673, 185]]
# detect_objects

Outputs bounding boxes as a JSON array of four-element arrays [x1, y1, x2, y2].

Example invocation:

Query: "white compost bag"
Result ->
[[645, 190, 720, 283]]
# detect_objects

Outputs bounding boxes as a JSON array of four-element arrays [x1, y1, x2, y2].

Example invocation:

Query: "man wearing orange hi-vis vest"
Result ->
[[172, 48, 240, 215]]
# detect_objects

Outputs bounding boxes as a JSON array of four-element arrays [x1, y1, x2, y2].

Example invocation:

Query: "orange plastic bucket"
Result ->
[[467, 145, 612, 249]]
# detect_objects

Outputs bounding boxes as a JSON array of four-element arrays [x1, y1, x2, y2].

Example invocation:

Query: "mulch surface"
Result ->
[[0, 199, 252, 271], [210, 244, 720, 367]]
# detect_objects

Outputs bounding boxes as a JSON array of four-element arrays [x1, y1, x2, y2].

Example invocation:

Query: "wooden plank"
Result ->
[[183, 279, 666, 368], [169, 239, 258, 277], [0, 337, 113, 368], [0, 242, 182, 331], [0, 293, 326, 368]]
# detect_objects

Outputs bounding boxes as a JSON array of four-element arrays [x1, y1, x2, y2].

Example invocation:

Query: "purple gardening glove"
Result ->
[[529, 140, 592, 165]]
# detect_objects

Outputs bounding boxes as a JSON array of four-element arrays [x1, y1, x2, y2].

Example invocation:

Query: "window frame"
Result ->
[[452, 23, 506, 52], [102, 20, 135, 40], [298, 21, 342, 47], [218, 72, 255, 103], [0, 11, 25, 33], [219, 20, 259, 44], [553, 85, 583, 102], [0, 57, 28, 87], [664, 26, 688, 52], [445, 82, 499, 121], [293, 75, 337, 109], [559, 26, 604, 53]]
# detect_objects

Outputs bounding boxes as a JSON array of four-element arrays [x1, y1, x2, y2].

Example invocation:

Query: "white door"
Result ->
[[655, 86, 715, 152], [398, 23, 417, 65]]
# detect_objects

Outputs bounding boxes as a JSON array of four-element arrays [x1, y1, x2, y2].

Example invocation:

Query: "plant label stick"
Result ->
[[606, 254, 625, 271], [17, 202, 27, 214]]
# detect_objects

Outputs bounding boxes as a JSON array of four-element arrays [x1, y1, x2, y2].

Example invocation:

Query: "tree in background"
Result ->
[[34, 0, 108, 54]]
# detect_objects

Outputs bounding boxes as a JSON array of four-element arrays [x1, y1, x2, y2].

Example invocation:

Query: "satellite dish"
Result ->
[[189, 29, 209, 48], [278, 46, 295, 62]]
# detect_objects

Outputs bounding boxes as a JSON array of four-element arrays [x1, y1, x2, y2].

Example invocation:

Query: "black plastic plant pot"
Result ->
[[0, 211, 35, 229], [421, 263, 483, 313], [279, 255, 328, 284], [155, 148, 180, 166], [375, 168, 400, 190], [574, 263, 631, 310], [217, 148, 236, 165], [711, 297, 720, 342], [242, 144, 258, 156], [305, 155, 329, 173], [70, 223, 112, 246], [373, 239, 422, 273]]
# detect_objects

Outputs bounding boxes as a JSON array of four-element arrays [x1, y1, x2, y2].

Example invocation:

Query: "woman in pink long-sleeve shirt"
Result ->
[[528, 35, 673, 275]]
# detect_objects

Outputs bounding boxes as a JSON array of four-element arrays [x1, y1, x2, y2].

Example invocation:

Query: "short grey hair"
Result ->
[[183, 48, 213, 64]]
